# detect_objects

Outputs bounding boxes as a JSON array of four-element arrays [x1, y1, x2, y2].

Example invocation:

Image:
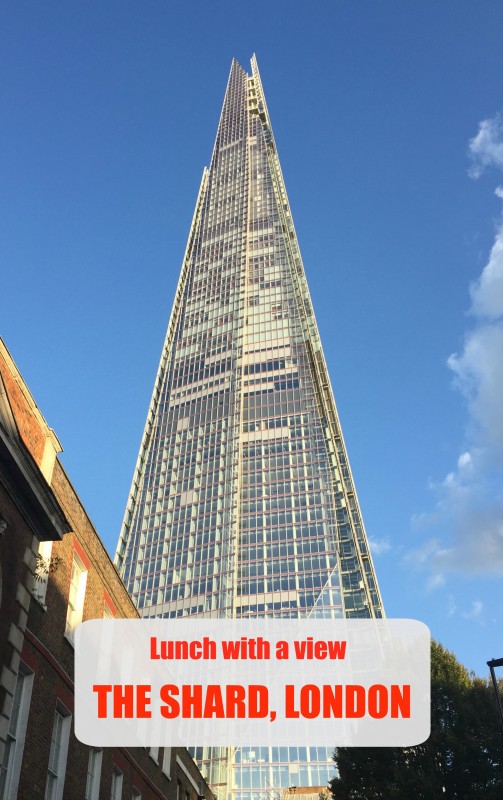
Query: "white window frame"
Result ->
[[85, 747, 103, 800], [111, 765, 123, 800], [65, 551, 87, 643], [162, 747, 172, 779], [132, 788, 142, 800], [34, 539, 53, 606], [44, 701, 71, 800], [148, 746, 159, 764], [0, 665, 34, 799]]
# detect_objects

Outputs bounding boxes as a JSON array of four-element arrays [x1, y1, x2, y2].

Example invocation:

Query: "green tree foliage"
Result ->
[[330, 641, 503, 800]]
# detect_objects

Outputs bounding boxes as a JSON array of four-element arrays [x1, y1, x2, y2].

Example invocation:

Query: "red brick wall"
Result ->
[[50, 459, 138, 619], [0, 351, 46, 467]]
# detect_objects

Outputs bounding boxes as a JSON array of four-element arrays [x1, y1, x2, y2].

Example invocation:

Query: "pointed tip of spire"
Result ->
[[229, 56, 259, 78], [250, 54, 260, 79], [229, 57, 246, 76]]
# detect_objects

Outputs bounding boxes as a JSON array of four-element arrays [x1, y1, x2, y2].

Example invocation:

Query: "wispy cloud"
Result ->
[[432, 500, 503, 574], [412, 113, 503, 580], [461, 600, 484, 621], [447, 594, 457, 617], [444, 595, 483, 624], [468, 114, 503, 178], [426, 572, 445, 591], [368, 537, 391, 556]]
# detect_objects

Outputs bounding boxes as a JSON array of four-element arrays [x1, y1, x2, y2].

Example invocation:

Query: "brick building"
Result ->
[[0, 339, 214, 800]]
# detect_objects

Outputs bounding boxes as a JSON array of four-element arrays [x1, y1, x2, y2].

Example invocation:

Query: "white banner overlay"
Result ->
[[75, 618, 430, 747]]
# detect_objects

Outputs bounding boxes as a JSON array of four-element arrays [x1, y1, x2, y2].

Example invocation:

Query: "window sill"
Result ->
[[30, 591, 48, 611]]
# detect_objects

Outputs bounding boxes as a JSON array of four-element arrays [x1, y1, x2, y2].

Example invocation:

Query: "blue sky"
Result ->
[[2, 1, 503, 676]]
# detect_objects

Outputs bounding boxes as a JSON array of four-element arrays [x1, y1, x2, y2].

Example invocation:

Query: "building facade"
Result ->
[[0, 340, 70, 792], [115, 57, 384, 799], [0, 339, 214, 800]]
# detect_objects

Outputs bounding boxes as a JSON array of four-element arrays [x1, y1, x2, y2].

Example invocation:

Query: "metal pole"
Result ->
[[487, 658, 503, 727]]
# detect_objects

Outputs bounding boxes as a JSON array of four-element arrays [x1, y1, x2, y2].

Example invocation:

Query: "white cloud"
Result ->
[[368, 537, 391, 556], [448, 323, 503, 452], [495, 186, 503, 199], [404, 537, 440, 567], [411, 113, 503, 579], [426, 573, 445, 591], [461, 600, 484, 621], [468, 221, 503, 319], [468, 114, 503, 178], [448, 204, 503, 452], [457, 451, 472, 470]]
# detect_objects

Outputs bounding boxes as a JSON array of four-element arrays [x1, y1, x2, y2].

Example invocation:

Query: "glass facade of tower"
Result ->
[[115, 57, 383, 800]]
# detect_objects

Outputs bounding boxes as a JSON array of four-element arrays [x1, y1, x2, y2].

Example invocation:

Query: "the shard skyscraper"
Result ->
[[115, 56, 384, 800]]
